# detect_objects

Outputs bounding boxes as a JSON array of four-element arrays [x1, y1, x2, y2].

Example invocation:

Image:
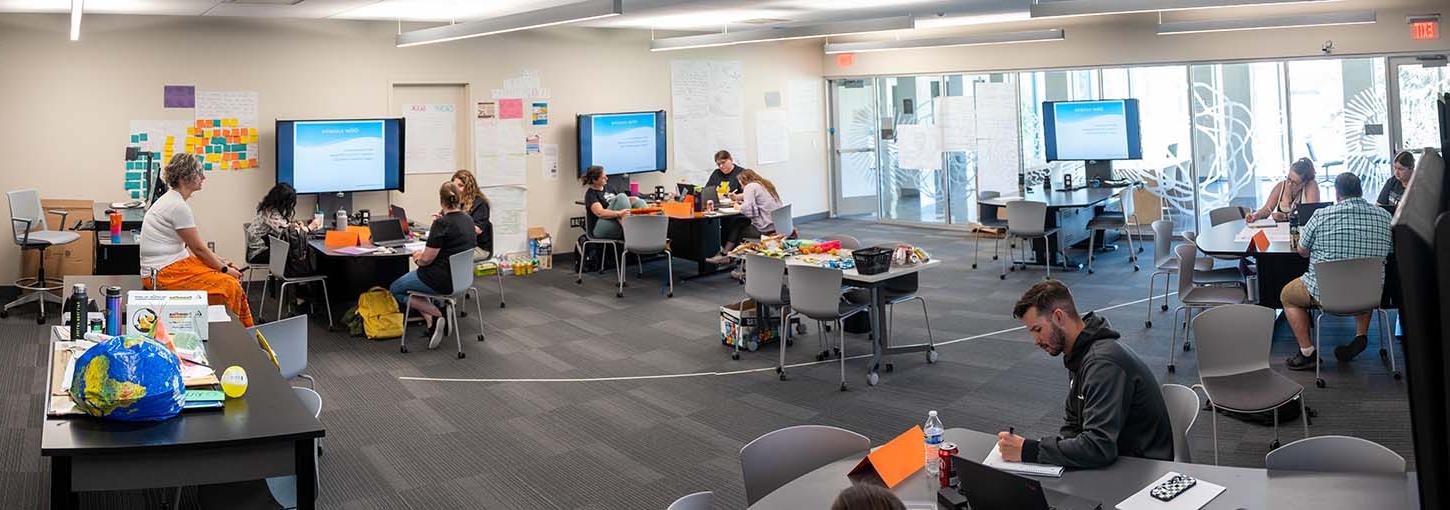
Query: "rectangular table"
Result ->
[[980, 187, 1122, 267], [44, 275, 325, 510], [748, 427, 1418, 509]]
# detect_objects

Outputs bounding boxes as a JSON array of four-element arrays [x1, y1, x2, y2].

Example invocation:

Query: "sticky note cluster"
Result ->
[[187, 119, 258, 171]]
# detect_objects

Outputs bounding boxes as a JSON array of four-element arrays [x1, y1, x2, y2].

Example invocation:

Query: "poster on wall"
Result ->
[[477, 101, 497, 119], [788, 79, 823, 133], [484, 185, 528, 256], [755, 110, 789, 165], [476, 118, 527, 186], [974, 82, 1021, 195], [401, 103, 457, 174], [531, 102, 549, 126], [671, 60, 745, 184], [125, 120, 190, 200], [191, 91, 259, 171]]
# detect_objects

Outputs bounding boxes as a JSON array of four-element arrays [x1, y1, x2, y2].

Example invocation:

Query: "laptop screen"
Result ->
[[369, 218, 405, 243]]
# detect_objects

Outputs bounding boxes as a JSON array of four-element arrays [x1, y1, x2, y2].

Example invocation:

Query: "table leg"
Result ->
[[295, 439, 317, 510], [867, 286, 886, 386], [50, 456, 76, 510]]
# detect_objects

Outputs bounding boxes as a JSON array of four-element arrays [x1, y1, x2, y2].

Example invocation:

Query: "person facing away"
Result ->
[[1377, 150, 1415, 206], [450, 169, 494, 258], [1246, 158, 1322, 223], [580, 165, 646, 240], [704, 149, 748, 194], [831, 483, 905, 510], [388, 181, 477, 349], [996, 280, 1173, 468], [245, 182, 322, 269], [705, 168, 784, 265], [1281, 172, 1393, 371]]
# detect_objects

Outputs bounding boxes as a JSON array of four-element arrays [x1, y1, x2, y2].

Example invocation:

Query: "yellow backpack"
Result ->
[[356, 287, 404, 340]]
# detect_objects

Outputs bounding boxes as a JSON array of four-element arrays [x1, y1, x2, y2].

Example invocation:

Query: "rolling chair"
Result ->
[[1001, 200, 1064, 280], [1312, 257, 1401, 388], [788, 265, 869, 391], [4, 190, 79, 324], [1084, 185, 1141, 274]]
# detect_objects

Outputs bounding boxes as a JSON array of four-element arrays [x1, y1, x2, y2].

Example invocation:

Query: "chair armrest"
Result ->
[[46, 209, 69, 231], [11, 217, 32, 246]]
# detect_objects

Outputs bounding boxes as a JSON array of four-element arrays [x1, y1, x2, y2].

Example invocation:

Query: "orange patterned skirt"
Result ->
[[146, 255, 255, 328]]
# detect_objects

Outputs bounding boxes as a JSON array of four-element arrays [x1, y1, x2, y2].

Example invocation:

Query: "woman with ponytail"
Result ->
[[388, 181, 477, 348]]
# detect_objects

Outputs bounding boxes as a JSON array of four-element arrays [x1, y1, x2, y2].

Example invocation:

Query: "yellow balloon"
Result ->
[[221, 365, 249, 398]]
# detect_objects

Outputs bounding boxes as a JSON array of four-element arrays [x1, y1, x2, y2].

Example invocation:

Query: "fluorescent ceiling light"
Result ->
[[396, 0, 622, 48], [69, 0, 81, 41], [914, 11, 1033, 29], [823, 29, 1064, 54], [1030, 0, 1330, 19], [649, 15, 915, 52], [1157, 10, 1375, 35]]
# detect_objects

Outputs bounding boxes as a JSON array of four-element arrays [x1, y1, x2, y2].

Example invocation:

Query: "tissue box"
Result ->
[[127, 290, 209, 340]]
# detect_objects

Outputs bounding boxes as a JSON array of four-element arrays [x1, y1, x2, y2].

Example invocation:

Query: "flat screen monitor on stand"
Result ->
[[1043, 99, 1142, 186], [275, 118, 405, 226]]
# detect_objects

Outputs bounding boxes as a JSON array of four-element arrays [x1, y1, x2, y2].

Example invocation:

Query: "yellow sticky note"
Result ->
[[248, 128, 258, 136], [220, 161, 230, 170], [186, 127, 198, 136], [206, 154, 221, 163], [165, 136, 174, 143], [248, 135, 258, 144], [225, 119, 239, 127]]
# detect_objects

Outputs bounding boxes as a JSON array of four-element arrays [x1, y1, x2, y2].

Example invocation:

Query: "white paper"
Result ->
[[484, 185, 528, 256], [788, 79, 823, 133], [975, 82, 1022, 194], [401, 103, 457, 174], [1246, 217, 1278, 228], [895, 124, 942, 170], [1234, 223, 1290, 242], [543, 143, 559, 181], [672, 60, 745, 184], [984, 444, 1064, 477], [938, 96, 977, 152], [755, 110, 789, 165], [207, 305, 230, 323], [1115, 472, 1225, 510], [194, 91, 258, 126], [476, 118, 527, 186]]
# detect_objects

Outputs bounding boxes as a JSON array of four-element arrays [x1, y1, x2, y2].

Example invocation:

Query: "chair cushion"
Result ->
[[1007, 228, 1059, 238], [1087, 216, 1127, 229], [1155, 257, 1179, 271], [1181, 286, 1245, 305], [1201, 368, 1302, 413], [1193, 267, 1245, 284], [23, 230, 80, 246]]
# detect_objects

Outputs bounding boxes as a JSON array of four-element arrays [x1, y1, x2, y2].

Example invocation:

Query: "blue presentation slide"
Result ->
[[1052, 101, 1129, 160], [292, 120, 386, 193], [590, 113, 658, 174]]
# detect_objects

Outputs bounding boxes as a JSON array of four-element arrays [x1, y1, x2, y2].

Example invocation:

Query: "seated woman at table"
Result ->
[[707, 169, 783, 265], [581, 165, 645, 240], [450, 169, 494, 258], [831, 484, 904, 510], [140, 153, 254, 327], [1245, 158, 1321, 223], [1377, 150, 1415, 206], [245, 182, 322, 270], [389, 182, 476, 348]]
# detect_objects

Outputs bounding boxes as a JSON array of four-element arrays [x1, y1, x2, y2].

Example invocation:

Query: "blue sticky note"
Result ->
[[130, 135, 139, 143], [124, 181, 142, 190], [138, 133, 148, 142], [204, 163, 213, 171], [129, 190, 142, 200], [125, 171, 144, 181]]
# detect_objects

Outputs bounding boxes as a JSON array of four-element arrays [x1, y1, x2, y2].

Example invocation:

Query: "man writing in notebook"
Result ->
[[997, 281, 1174, 468]]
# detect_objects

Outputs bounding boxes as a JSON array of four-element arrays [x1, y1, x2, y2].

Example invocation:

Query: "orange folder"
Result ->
[[1250, 229, 1270, 252], [661, 201, 693, 218], [346, 225, 372, 244], [324, 230, 359, 250], [847, 425, 926, 489]]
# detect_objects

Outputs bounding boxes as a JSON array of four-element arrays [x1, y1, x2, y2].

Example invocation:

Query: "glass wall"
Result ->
[[879, 76, 946, 223], [1287, 58, 1389, 199], [1190, 62, 1288, 224]]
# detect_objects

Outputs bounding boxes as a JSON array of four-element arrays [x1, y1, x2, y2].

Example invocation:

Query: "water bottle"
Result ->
[[103, 286, 122, 336], [67, 283, 88, 341], [335, 207, 348, 230], [313, 203, 324, 228], [1288, 208, 1300, 250], [924, 410, 944, 476]]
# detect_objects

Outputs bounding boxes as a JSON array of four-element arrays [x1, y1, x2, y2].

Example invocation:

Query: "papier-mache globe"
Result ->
[[69, 335, 185, 422]]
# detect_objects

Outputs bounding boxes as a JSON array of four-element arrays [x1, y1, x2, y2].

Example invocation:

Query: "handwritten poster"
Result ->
[[788, 79, 823, 133], [484, 185, 528, 256], [974, 82, 1021, 194], [401, 103, 457, 174], [755, 110, 789, 165], [895, 124, 942, 170], [937, 96, 977, 152], [672, 60, 745, 184], [192, 91, 259, 171], [543, 144, 559, 181], [476, 118, 526, 186]]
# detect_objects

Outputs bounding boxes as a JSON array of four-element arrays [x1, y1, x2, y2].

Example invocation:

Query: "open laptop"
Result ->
[[1295, 201, 1333, 224], [700, 186, 719, 211], [369, 218, 409, 247], [953, 456, 1101, 510]]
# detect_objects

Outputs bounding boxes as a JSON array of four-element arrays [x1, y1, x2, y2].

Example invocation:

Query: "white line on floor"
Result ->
[[397, 291, 1178, 384]]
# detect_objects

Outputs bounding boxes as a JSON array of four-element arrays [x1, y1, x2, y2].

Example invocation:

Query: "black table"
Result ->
[[980, 187, 1122, 267], [748, 427, 1418, 509], [1195, 220, 1401, 310], [667, 211, 742, 279], [44, 276, 325, 510], [92, 203, 145, 231], [89, 204, 144, 276], [308, 239, 414, 306]]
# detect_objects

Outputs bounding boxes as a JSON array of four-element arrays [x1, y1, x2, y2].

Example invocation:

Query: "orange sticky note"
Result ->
[[247, 158, 257, 168], [847, 426, 925, 489], [1251, 230, 1270, 252]]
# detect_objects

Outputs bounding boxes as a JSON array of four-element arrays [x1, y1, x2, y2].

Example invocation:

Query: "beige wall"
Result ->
[[0, 14, 828, 282], [826, 1, 1450, 77]]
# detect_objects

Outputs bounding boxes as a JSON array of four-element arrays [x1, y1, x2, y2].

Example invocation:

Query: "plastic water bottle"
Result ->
[[313, 203, 324, 228], [924, 410, 944, 476]]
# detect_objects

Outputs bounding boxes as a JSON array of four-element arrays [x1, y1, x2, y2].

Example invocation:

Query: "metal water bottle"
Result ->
[[335, 207, 348, 230], [68, 284, 88, 341], [104, 286, 123, 336]]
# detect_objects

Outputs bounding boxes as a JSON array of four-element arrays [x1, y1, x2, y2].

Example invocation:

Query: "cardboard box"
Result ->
[[21, 199, 95, 280], [719, 299, 778, 349], [127, 290, 208, 340], [528, 227, 553, 269]]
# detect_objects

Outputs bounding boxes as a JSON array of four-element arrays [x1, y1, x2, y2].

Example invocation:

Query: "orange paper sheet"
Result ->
[[346, 225, 372, 244], [324, 230, 359, 250], [848, 425, 926, 489], [1251, 230, 1270, 252]]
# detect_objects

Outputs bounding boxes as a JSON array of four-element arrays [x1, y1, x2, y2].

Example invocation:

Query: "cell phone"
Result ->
[[1150, 474, 1197, 502]]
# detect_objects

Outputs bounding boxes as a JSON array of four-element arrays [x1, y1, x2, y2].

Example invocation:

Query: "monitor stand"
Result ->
[[1085, 160, 1114, 184], [318, 192, 354, 229]]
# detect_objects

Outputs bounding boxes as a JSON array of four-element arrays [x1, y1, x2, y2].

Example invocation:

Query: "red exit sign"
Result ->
[[1410, 15, 1440, 41]]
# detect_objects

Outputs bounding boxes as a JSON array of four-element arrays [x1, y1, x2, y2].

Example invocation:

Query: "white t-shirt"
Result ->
[[139, 190, 196, 270]]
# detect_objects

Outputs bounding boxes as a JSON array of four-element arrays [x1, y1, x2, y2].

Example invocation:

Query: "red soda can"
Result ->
[[938, 442, 959, 488]]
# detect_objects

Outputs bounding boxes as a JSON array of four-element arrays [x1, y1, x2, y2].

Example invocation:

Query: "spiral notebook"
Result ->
[[984, 444, 1064, 477]]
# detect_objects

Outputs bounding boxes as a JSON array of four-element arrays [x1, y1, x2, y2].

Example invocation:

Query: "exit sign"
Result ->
[[1410, 15, 1440, 41]]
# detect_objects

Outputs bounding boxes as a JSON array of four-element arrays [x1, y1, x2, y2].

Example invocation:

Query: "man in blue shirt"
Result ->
[[1283, 173, 1393, 370]]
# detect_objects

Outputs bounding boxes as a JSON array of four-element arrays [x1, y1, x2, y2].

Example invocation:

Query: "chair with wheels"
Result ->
[[788, 265, 870, 390], [848, 273, 937, 372], [4, 189, 79, 324], [1001, 200, 1064, 280], [1085, 186, 1141, 274], [1146, 220, 1178, 328], [973, 191, 1008, 270], [1192, 304, 1310, 464], [400, 250, 485, 358], [1168, 244, 1246, 373], [1264, 435, 1405, 473], [739, 425, 869, 506], [666, 491, 713, 510], [260, 236, 333, 328], [1161, 383, 1200, 463], [1312, 257, 1400, 388], [618, 214, 674, 298]]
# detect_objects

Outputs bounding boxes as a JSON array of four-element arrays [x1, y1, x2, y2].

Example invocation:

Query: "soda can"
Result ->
[[938, 442, 959, 488]]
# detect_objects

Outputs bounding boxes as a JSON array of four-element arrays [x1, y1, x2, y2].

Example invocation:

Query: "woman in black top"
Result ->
[[1377, 151, 1415, 206], [581, 165, 644, 239], [705, 149, 747, 194], [389, 182, 477, 347], [451, 169, 494, 257]]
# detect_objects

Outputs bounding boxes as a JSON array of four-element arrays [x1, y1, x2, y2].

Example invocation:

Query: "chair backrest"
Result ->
[[744, 254, 788, 306], [1152, 220, 1175, 265], [1208, 206, 1248, 227], [291, 386, 322, 419], [1006, 200, 1048, 235], [247, 314, 309, 380], [1118, 186, 1136, 219], [665, 491, 713, 510], [1174, 244, 1199, 295], [785, 265, 845, 321], [1161, 384, 1200, 463], [1192, 304, 1275, 379], [7, 189, 46, 243], [740, 425, 870, 505], [1264, 435, 1406, 473], [268, 236, 290, 276], [979, 190, 1001, 200], [771, 204, 794, 237], [1315, 257, 1386, 314], [1182, 230, 1197, 243], [836, 235, 863, 250], [622, 214, 669, 254], [447, 249, 476, 297]]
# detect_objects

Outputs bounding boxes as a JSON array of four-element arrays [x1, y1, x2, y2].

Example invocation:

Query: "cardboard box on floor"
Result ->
[[20, 199, 94, 280], [528, 227, 552, 269]]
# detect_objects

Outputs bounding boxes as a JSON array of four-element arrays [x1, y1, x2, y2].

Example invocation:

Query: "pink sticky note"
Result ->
[[498, 98, 524, 119]]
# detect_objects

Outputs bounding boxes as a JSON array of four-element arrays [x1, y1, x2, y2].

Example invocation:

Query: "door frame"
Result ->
[[1386, 54, 1450, 154]]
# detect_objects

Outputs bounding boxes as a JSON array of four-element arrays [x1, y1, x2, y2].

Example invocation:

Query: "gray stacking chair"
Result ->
[[400, 250, 485, 359], [266, 386, 322, 508], [1146, 220, 1178, 327], [241, 222, 269, 296], [1192, 304, 1310, 465], [1002, 200, 1063, 280], [1313, 257, 1400, 388], [4, 189, 79, 323], [1208, 205, 1250, 226], [740, 425, 869, 505], [973, 191, 1008, 270], [471, 250, 507, 309], [1085, 185, 1141, 274], [247, 314, 314, 389], [770, 204, 794, 237], [261, 236, 333, 327], [1179, 231, 1246, 284], [1168, 244, 1246, 373], [1264, 436, 1405, 473], [1161, 383, 1200, 463], [618, 214, 674, 298], [575, 224, 622, 286], [736, 254, 796, 379], [787, 265, 869, 391], [666, 491, 713, 510], [836, 235, 863, 250]]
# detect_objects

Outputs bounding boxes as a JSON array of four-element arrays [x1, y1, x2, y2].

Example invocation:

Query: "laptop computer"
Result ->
[[700, 186, 719, 211], [389, 205, 410, 228], [953, 456, 1101, 510], [1295, 201, 1333, 224], [369, 218, 409, 247]]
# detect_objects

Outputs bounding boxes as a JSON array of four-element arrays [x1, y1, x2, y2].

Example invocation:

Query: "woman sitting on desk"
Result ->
[[389, 182, 476, 348], [140, 153, 254, 327], [1245, 158, 1321, 223], [581, 165, 645, 240], [706, 169, 783, 265], [245, 182, 322, 270], [451, 169, 494, 258]]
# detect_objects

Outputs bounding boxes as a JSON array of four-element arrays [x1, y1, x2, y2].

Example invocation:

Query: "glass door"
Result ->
[[829, 78, 880, 218], [1286, 58, 1389, 199], [878, 76, 947, 223], [1388, 55, 1450, 156]]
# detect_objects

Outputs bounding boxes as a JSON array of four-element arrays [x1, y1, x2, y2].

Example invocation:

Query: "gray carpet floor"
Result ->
[[0, 218, 1413, 509]]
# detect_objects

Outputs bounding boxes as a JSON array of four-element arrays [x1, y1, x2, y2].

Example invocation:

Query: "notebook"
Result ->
[[984, 444, 1065, 477]]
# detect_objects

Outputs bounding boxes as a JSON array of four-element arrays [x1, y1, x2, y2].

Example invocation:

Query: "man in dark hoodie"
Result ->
[[996, 280, 1174, 468]]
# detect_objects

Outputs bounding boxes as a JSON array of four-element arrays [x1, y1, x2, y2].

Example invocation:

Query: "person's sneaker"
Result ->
[[730, 268, 746, 281], [1334, 335, 1370, 362], [428, 317, 448, 349], [706, 253, 733, 265], [1286, 352, 1319, 371]]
